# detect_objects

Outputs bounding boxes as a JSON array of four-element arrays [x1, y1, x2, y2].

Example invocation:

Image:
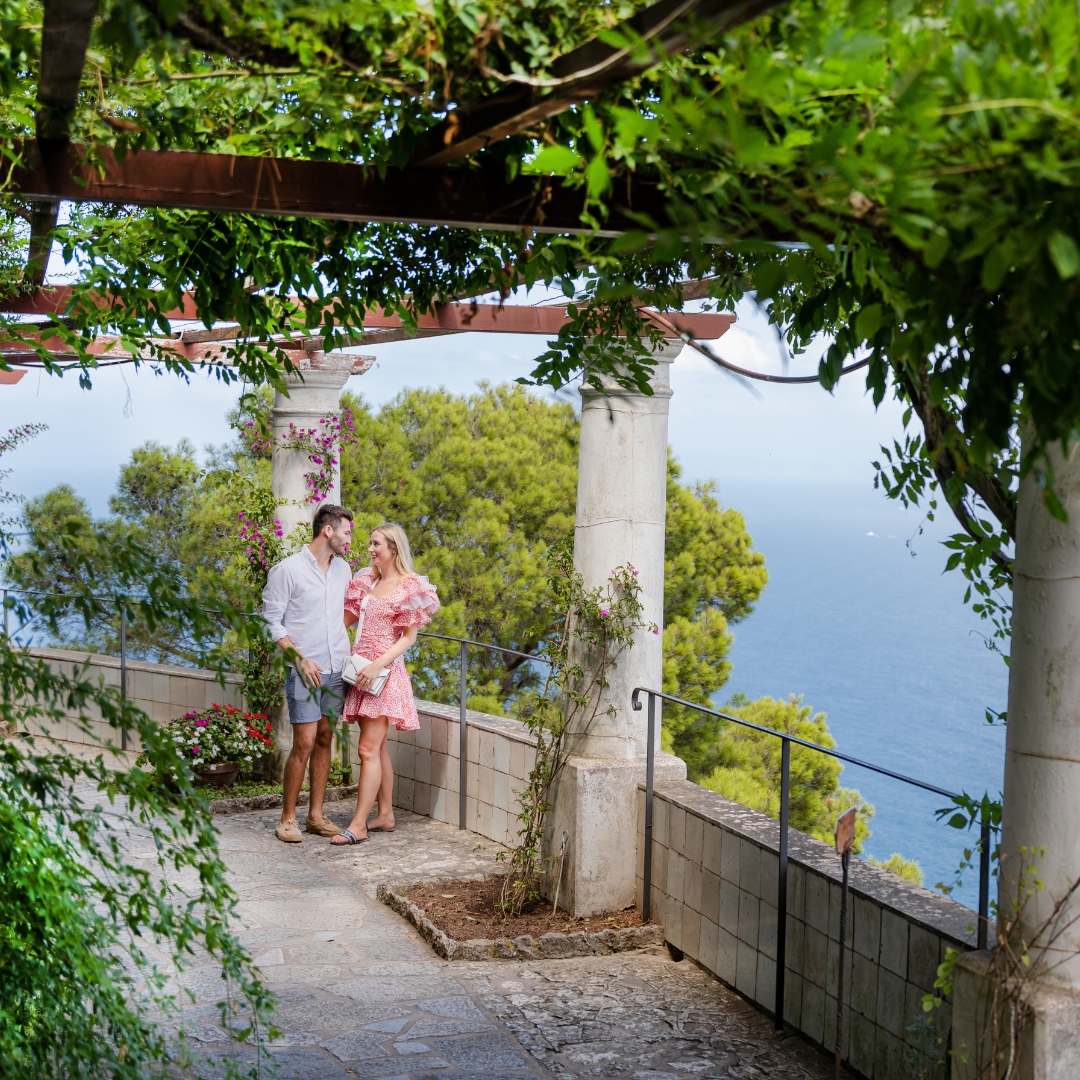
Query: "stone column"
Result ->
[[953, 437, 1080, 1077], [544, 340, 688, 917], [265, 352, 373, 767], [271, 354, 374, 543]]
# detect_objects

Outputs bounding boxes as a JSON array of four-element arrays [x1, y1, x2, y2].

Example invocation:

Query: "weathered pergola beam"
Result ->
[[1, 290, 731, 339], [413, 0, 787, 167], [1, 303, 733, 360], [25, 0, 99, 287], [8, 141, 671, 235]]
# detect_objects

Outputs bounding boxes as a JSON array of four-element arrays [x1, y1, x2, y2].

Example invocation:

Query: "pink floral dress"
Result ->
[[342, 569, 440, 731]]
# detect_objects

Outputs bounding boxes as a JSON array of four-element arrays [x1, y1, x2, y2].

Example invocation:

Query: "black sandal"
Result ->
[[330, 829, 369, 845]]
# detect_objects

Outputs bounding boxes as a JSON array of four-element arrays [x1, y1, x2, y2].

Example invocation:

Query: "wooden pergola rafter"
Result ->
[[3, 0, 751, 380], [11, 0, 784, 243]]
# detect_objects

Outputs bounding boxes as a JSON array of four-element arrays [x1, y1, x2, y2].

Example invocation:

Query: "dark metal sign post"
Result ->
[[834, 807, 856, 1079]]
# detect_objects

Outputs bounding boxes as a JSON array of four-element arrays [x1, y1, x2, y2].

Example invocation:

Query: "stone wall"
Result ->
[[383, 701, 537, 848], [638, 779, 975, 1080], [19, 647, 244, 750]]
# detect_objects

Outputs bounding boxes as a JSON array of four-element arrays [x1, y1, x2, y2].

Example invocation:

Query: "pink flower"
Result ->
[[195, 718, 208, 727], [652, 628, 660, 635], [600, 609, 610, 617], [191, 746, 200, 755]]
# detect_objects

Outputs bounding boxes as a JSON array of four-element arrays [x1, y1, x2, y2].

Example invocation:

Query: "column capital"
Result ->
[[577, 339, 682, 404], [279, 352, 376, 392]]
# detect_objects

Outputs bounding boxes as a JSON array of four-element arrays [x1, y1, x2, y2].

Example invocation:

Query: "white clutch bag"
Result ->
[[341, 653, 390, 695], [341, 594, 389, 695]]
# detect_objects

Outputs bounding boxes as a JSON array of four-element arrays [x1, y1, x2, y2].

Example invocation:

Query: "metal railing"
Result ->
[[2, 586, 261, 752], [632, 686, 995, 1033], [416, 632, 552, 830], [1, 588, 552, 823]]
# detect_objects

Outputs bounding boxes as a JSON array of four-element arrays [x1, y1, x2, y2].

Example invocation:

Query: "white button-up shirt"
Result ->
[[262, 548, 352, 674]]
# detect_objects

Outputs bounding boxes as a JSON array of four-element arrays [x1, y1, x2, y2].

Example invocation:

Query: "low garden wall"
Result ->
[[17, 648, 971, 1078], [383, 701, 536, 849], [19, 648, 244, 750], [637, 778, 974, 1080]]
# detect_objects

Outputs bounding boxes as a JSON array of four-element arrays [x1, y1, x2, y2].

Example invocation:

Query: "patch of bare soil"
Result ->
[[404, 877, 649, 942]]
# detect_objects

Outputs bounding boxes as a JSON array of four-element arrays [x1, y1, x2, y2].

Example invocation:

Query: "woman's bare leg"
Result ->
[[369, 728, 396, 830], [332, 716, 388, 843]]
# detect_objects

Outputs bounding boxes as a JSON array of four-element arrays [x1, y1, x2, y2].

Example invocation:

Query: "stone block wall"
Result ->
[[384, 701, 537, 848], [19, 647, 244, 750], [638, 779, 975, 1080]]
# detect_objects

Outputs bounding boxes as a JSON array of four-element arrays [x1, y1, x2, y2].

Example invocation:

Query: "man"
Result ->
[[263, 503, 354, 843]]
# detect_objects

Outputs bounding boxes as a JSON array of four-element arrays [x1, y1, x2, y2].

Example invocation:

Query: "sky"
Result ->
[[3, 294, 905, 515]]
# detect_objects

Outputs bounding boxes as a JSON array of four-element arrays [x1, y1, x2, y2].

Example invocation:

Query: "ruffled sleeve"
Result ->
[[344, 567, 375, 618], [391, 574, 440, 630]]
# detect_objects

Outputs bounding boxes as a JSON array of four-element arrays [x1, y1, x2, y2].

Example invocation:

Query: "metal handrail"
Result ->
[[2, 587, 551, 830], [632, 686, 995, 1034], [417, 631, 552, 829]]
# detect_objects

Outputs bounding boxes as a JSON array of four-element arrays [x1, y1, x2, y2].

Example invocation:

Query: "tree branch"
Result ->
[[900, 360, 1016, 563]]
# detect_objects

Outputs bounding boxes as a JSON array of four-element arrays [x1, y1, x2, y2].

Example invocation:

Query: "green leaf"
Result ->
[[1048, 230, 1080, 280], [981, 245, 1011, 291], [585, 154, 612, 198], [855, 303, 882, 342], [948, 813, 968, 829], [924, 229, 950, 269], [525, 145, 583, 175]]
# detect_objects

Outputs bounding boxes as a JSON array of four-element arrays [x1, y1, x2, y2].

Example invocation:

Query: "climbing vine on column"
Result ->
[[498, 535, 656, 916], [236, 487, 285, 716]]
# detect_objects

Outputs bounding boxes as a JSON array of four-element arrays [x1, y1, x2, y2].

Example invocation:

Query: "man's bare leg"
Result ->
[[281, 720, 318, 826], [369, 728, 396, 830], [306, 716, 333, 822]]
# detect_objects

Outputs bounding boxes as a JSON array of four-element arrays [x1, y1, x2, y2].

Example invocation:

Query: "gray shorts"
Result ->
[[285, 668, 345, 724]]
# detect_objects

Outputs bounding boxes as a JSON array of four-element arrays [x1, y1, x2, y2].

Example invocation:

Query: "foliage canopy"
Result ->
[[7, 0, 1078, 647]]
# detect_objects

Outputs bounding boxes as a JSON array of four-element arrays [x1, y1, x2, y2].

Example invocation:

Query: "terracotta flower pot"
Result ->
[[195, 762, 241, 788]]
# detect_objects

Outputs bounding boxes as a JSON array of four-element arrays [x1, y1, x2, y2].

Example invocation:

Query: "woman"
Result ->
[[331, 523, 439, 845]]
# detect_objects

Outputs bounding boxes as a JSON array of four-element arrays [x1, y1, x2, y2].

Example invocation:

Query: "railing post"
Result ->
[[119, 602, 128, 752], [775, 736, 790, 1030], [2, 589, 8, 637], [643, 692, 656, 923], [978, 813, 991, 951], [459, 639, 467, 830]]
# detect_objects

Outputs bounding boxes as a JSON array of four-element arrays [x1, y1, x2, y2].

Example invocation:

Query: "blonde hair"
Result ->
[[371, 523, 415, 578]]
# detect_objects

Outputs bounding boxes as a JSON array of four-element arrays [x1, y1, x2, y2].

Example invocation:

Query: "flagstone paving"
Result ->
[[150, 801, 838, 1080], [57, 742, 838, 1079]]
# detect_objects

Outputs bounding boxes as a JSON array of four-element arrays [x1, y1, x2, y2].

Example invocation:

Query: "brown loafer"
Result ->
[[305, 815, 341, 837], [275, 819, 303, 843]]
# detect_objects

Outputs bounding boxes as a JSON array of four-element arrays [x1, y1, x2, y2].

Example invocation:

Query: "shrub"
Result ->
[[698, 694, 874, 852], [868, 853, 924, 885]]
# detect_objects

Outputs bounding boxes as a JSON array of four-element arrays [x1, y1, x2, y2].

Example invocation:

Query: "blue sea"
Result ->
[[717, 486, 1008, 911]]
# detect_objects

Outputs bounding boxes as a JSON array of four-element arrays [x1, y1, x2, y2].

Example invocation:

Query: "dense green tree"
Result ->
[[6, 437, 264, 663], [703, 694, 873, 852], [335, 384, 771, 717]]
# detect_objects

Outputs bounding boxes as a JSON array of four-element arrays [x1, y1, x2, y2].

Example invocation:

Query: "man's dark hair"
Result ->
[[312, 504, 354, 539]]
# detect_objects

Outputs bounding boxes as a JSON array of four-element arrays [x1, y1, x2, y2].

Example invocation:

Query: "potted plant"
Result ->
[[138, 703, 275, 788]]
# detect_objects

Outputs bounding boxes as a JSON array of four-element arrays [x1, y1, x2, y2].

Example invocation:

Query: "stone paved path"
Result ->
[[145, 800, 837, 1080], [54, 743, 835, 1080]]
